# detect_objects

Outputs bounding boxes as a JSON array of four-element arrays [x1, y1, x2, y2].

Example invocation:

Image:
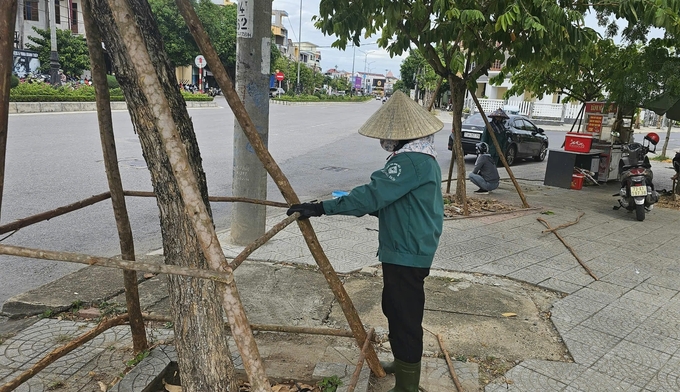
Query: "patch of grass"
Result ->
[[40, 309, 56, 319], [95, 301, 124, 320], [650, 154, 670, 162], [125, 350, 150, 367], [54, 334, 73, 344], [318, 375, 343, 392], [46, 380, 65, 390], [71, 300, 85, 314]]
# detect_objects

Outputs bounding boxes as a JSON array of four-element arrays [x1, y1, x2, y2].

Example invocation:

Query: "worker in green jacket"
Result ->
[[287, 91, 444, 392]]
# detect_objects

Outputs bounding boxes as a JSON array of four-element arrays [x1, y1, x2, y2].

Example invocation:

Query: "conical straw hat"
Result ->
[[358, 90, 444, 140]]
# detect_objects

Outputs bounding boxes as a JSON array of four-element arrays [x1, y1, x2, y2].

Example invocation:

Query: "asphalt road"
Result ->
[[1, 98, 679, 307]]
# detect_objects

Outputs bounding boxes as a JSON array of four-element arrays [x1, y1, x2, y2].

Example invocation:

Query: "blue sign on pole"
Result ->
[[269, 74, 276, 89]]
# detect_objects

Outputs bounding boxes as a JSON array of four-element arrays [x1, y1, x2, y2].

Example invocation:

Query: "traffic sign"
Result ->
[[275, 71, 284, 81], [195, 55, 206, 69]]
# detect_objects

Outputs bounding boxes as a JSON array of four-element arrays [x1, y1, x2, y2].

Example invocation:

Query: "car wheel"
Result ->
[[533, 143, 548, 162], [505, 145, 517, 166]]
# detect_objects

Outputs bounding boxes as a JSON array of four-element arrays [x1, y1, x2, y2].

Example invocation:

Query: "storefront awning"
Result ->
[[644, 93, 680, 121]]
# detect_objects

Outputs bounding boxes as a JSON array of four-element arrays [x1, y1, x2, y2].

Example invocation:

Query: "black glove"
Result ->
[[287, 202, 325, 220]]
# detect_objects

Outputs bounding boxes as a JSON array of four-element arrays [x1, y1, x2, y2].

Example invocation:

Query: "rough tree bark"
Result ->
[[446, 76, 468, 215], [84, 0, 239, 390]]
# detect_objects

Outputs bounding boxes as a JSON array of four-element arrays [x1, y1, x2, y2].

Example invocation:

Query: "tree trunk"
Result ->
[[84, 0, 238, 390], [447, 75, 468, 214], [661, 121, 672, 158]]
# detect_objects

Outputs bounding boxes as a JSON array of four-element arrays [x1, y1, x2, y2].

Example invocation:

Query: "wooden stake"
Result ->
[[0, 244, 234, 283], [347, 328, 374, 392], [541, 212, 584, 233], [537, 217, 598, 280], [436, 333, 465, 392], [229, 214, 299, 269], [0, 192, 112, 235], [0, 314, 129, 392], [82, 0, 147, 353], [123, 190, 289, 208]]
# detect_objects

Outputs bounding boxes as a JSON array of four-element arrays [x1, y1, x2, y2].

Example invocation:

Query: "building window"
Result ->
[[71, 3, 78, 34], [55, 0, 60, 24], [24, 0, 39, 21]]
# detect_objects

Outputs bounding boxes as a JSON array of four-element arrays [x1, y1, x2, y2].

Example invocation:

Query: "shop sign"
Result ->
[[585, 102, 617, 114], [586, 114, 604, 133]]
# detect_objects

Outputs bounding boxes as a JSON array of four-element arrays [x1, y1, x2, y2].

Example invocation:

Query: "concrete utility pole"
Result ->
[[0, 0, 18, 221], [47, 0, 60, 85], [295, 0, 302, 94], [231, 0, 272, 244]]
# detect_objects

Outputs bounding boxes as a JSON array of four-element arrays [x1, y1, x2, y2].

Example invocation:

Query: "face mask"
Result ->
[[380, 139, 399, 152]]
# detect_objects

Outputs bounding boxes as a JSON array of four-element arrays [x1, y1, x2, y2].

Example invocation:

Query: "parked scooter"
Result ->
[[614, 132, 660, 221]]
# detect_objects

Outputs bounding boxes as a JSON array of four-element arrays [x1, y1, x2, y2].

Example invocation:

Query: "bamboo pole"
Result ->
[[229, 213, 299, 269], [468, 93, 530, 208], [0, 244, 234, 283], [347, 328, 375, 392], [175, 0, 385, 378], [0, 314, 130, 392], [99, 0, 269, 387], [123, 190, 289, 208], [0, 0, 17, 222], [144, 313, 362, 339], [436, 333, 465, 392], [537, 217, 598, 280], [0, 192, 111, 235], [541, 212, 584, 233], [427, 77, 443, 112], [82, 0, 147, 353]]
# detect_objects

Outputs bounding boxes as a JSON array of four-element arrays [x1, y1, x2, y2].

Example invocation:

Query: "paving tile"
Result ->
[[591, 340, 671, 388], [551, 267, 600, 288], [538, 278, 584, 294], [579, 306, 650, 339], [507, 264, 562, 285], [625, 326, 680, 356], [642, 354, 680, 391], [561, 325, 621, 366], [561, 368, 635, 391], [493, 363, 568, 391]]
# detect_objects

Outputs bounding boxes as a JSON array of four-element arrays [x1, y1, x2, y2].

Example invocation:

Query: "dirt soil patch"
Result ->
[[657, 193, 680, 210], [443, 194, 521, 217]]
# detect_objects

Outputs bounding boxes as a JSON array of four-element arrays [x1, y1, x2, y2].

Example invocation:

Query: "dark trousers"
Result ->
[[381, 262, 430, 363]]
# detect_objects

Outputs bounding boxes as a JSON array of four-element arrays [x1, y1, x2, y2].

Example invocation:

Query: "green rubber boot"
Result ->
[[380, 360, 396, 374], [387, 359, 421, 392]]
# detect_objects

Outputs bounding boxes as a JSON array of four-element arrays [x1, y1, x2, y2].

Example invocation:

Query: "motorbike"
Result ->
[[614, 132, 659, 221]]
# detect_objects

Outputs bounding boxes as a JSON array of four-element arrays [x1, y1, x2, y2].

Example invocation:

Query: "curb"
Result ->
[[8, 100, 217, 114]]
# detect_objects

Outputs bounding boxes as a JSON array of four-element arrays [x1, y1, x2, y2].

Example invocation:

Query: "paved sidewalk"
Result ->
[[2, 177, 680, 391]]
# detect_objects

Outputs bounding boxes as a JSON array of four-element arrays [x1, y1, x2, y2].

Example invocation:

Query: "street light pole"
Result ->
[[296, 0, 302, 94], [350, 43, 355, 97]]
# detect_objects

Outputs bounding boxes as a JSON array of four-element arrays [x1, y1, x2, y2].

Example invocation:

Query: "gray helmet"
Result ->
[[476, 142, 488, 155]]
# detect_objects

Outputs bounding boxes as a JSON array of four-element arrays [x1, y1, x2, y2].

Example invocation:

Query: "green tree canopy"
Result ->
[[149, 0, 236, 70], [25, 27, 90, 77]]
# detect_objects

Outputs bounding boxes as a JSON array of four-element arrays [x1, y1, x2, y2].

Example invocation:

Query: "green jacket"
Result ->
[[322, 152, 444, 269]]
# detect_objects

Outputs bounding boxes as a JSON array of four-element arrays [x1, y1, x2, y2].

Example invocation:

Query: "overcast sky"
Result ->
[[272, 0, 406, 79]]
